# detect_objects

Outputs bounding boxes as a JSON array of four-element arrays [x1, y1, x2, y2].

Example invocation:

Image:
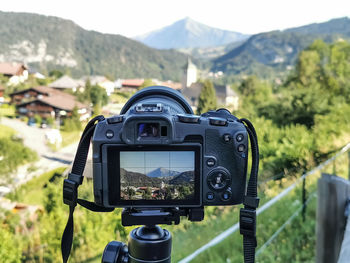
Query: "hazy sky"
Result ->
[[120, 151, 194, 174], [1, 0, 349, 37]]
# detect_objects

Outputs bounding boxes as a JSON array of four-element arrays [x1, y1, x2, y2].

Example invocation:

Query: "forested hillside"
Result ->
[[0, 11, 189, 80], [212, 17, 350, 79]]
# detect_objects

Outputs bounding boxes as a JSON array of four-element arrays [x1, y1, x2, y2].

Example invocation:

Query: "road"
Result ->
[[0, 117, 80, 190]]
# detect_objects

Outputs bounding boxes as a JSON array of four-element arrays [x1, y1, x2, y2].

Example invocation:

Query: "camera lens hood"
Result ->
[[120, 86, 194, 115]]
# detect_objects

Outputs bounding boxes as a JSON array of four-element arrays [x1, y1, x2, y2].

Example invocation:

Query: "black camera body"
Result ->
[[92, 86, 248, 208]]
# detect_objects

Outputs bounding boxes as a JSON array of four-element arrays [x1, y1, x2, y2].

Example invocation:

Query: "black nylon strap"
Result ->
[[61, 115, 114, 263], [239, 119, 259, 263]]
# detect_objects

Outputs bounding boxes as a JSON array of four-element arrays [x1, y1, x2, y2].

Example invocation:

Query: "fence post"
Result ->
[[316, 173, 350, 263], [302, 175, 307, 222], [348, 151, 350, 181]]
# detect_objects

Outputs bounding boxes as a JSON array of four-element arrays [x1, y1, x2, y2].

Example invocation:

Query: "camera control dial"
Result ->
[[207, 169, 231, 191]]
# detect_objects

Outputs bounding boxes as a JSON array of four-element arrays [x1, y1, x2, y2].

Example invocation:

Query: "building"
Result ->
[[0, 85, 4, 103], [0, 62, 28, 85], [81, 75, 115, 96], [120, 79, 144, 92], [49, 75, 83, 92], [182, 57, 197, 89], [10, 86, 89, 120], [182, 82, 239, 110]]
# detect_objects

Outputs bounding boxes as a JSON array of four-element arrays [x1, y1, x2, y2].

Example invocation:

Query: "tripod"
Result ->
[[101, 207, 204, 263]]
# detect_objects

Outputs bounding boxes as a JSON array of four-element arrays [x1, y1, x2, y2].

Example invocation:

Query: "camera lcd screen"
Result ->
[[120, 151, 195, 200], [106, 145, 201, 207]]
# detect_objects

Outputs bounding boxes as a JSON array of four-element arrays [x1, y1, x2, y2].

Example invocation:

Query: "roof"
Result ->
[[156, 81, 182, 90], [122, 79, 144, 87], [0, 62, 27, 76], [14, 86, 87, 111], [48, 75, 81, 89]]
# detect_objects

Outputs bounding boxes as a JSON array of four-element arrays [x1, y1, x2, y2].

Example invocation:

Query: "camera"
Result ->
[[92, 86, 248, 208]]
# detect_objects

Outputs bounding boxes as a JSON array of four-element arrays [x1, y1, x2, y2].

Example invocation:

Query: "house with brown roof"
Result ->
[[0, 62, 28, 85], [10, 86, 89, 120], [120, 79, 144, 92]]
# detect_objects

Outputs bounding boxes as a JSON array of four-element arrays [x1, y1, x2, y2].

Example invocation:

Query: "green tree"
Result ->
[[196, 80, 217, 115], [138, 79, 154, 90]]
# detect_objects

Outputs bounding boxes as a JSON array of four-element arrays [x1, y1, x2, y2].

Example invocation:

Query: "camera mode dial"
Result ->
[[207, 168, 231, 191]]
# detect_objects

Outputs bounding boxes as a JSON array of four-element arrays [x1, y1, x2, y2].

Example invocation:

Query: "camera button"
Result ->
[[236, 133, 244, 142], [105, 130, 114, 139], [223, 134, 231, 142], [206, 192, 215, 201], [237, 144, 246, 152], [209, 117, 227, 126], [222, 191, 232, 201], [107, 115, 123, 124], [177, 114, 200, 123], [206, 158, 216, 167]]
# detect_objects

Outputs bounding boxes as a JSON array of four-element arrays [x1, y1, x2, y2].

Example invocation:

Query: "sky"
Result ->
[[1, 0, 350, 37], [120, 151, 194, 174]]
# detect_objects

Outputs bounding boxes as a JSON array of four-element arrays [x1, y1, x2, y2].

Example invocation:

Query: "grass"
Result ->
[[6, 167, 66, 205], [0, 104, 16, 118], [0, 124, 15, 138]]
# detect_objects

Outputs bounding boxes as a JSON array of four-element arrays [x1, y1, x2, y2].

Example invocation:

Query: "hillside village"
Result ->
[[0, 60, 239, 124]]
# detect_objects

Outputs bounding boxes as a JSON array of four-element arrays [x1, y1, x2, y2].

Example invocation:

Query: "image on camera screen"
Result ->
[[120, 151, 195, 201]]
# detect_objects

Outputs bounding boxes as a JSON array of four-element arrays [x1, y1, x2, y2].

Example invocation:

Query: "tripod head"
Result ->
[[102, 207, 204, 263], [121, 207, 204, 226]]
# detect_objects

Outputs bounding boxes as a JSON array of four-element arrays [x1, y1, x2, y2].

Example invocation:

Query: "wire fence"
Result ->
[[179, 143, 350, 263]]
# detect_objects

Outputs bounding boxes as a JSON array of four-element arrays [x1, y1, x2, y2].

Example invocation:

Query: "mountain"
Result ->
[[0, 11, 189, 80], [120, 168, 163, 187], [169, 171, 194, 185], [212, 17, 350, 78], [146, 168, 180, 178], [134, 17, 249, 49]]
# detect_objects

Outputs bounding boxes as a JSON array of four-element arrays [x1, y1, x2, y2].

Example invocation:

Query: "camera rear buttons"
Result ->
[[207, 169, 231, 190], [206, 158, 216, 167], [206, 192, 215, 201], [237, 144, 245, 152], [221, 191, 232, 201], [223, 134, 231, 142], [105, 130, 114, 139], [236, 133, 244, 142]]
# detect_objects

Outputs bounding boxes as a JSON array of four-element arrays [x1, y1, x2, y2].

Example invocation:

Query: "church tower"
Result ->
[[182, 57, 197, 89]]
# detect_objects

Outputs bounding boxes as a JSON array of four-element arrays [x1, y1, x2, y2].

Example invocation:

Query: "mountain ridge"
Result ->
[[0, 11, 189, 80], [134, 17, 249, 49]]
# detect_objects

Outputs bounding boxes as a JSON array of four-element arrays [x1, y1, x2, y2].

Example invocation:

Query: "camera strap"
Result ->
[[61, 115, 114, 263], [239, 118, 260, 263]]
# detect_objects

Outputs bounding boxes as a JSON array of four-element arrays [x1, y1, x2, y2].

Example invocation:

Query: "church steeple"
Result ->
[[182, 56, 197, 89]]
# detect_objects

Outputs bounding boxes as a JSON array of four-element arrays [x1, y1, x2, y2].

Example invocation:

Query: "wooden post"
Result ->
[[316, 173, 350, 263], [348, 151, 350, 181], [302, 176, 307, 222]]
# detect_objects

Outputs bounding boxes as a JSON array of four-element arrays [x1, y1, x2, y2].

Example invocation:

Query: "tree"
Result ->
[[138, 79, 155, 90], [196, 80, 217, 115]]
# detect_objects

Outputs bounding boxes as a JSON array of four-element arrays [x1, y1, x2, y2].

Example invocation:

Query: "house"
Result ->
[[81, 75, 115, 96], [182, 82, 239, 110], [0, 62, 28, 85], [10, 86, 89, 120], [0, 85, 4, 103], [49, 75, 83, 92], [120, 79, 144, 92]]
